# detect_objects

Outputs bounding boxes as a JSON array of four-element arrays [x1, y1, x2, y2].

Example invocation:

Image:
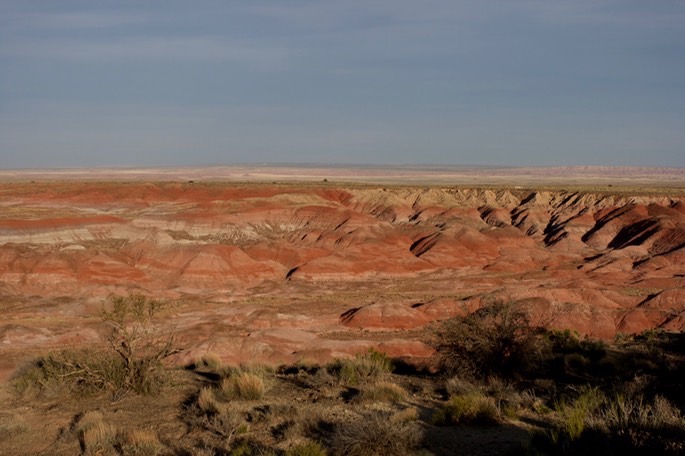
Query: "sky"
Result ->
[[1, 0, 684, 169]]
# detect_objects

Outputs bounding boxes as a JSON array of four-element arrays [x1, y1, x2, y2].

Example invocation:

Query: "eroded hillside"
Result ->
[[1, 182, 684, 377]]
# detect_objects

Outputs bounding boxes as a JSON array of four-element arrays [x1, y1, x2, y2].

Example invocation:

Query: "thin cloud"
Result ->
[[5, 11, 149, 30], [1, 36, 293, 69], [245, 0, 467, 32], [521, 0, 685, 29]]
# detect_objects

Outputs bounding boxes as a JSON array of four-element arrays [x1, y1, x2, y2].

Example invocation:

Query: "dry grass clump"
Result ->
[[195, 353, 223, 371], [117, 429, 164, 456], [183, 388, 250, 450], [285, 441, 328, 456], [205, 408, 249, 444], [358, 381, 407, 403], [219, 371, 267, 401], [327, 349, 393, 386], [329, 411, 423, 456], [0, 413, 29, 440], [483, 377, 528, 420], [528, 389, 685, 455], [197, 387, 222, 414], [179, 366, 273, 452], [432, 391, 500, 426], [445, 376, 478, 396], [444, 376, 525, 420], [599, 394, 683, 430], [75, 411, 118, 455], [391, 407, 420, 424]]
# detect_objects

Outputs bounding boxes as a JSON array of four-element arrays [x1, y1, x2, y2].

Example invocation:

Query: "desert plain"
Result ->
[[1, 165, 684, 455]]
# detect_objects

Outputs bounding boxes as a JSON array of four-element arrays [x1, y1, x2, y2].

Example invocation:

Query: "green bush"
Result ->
[[556, 386, 604, 440]]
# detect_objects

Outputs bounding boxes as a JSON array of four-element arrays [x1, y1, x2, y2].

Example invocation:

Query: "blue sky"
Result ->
[[1, 0, 684, 168]]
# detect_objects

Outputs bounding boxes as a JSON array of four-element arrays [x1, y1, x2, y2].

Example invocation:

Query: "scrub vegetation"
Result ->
[[3, 296, 684, 455]]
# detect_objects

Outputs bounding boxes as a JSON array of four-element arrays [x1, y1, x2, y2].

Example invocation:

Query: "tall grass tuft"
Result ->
[[75, 411, 117, 455], [327, 349, 393, 385], [117, 429, 164, 456], [433, 391, 500, 426], [358, 381, 407, 403], [219, 371, 266, 401]]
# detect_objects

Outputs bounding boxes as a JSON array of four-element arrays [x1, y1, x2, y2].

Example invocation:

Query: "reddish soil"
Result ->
[[1, 178, 684, 380]]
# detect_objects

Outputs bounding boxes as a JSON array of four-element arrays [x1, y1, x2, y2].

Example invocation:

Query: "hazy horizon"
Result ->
[[2, 1, 684, 169]]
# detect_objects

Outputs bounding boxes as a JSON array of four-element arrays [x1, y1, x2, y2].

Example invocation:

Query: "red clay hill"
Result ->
[[0, 181, 684, 379]]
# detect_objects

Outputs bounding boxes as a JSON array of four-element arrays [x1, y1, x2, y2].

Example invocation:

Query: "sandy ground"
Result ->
[[1, 164, 684, 188]]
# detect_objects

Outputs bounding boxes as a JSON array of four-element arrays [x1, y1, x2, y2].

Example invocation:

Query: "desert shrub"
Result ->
[[544, 329, 582, 353], [327, 349, 393, 385], [285, 441, 328, 456], [358, 381, 406, 403], [219, 371, 267, 401], [210, 410, 250, 444], [13, 349, 126, 398], [14, 295, 178, 400], [101, 294, 179, 397], [432, 391, 500, 426], [116, 429, 164, 456], [184, 385, 252, 448], [435, 301, 539, 379], [329, 411, 423, 456], [535, 329, 611, 381]]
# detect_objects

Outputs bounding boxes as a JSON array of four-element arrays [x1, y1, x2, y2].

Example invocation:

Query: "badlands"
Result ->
[[1, 167, 684, 379]]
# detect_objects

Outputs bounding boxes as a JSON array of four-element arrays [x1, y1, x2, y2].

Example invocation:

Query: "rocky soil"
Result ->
[[1, 181, 684, 379]]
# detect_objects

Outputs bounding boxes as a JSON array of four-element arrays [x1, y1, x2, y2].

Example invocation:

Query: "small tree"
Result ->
[[101, 294, 180, 396], [14, 295, 180, 400]]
